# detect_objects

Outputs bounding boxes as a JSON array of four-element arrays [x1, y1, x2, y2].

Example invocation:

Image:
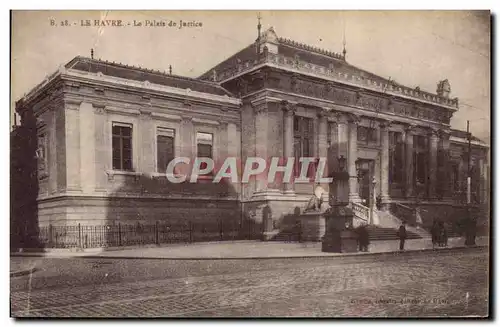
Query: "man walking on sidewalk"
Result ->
[[397, 222, 407, 251]]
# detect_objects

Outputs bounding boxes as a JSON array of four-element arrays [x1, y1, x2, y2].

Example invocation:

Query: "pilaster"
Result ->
[[94, 105, 107, 192], [428, 128, 439, 198], [65, 100, 82, 193], [438, 130, 451, 198], [139, 109, 155, 174], [379, 120, 392, 207], [347, 113, 361, 203], [180, 116, 194, 160], [404, 124, 416, 198], [79, 102, 96, 194], [252, 99, 269, 193], [316, 110, 328, 195], [282, 100, 296, 195]]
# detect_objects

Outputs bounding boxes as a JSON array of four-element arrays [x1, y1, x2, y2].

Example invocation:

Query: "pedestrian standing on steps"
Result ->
[[397, 221, 407, 251]]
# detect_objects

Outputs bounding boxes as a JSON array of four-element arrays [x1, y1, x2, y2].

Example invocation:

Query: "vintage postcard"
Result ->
[[10, 10, 490, 318]]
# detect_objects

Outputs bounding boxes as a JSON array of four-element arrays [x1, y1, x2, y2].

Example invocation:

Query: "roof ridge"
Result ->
[[277, 36, 345, 60], [72, 56, 227, 89]]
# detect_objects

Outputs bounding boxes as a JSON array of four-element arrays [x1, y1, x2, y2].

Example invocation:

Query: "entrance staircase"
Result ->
[[269, 202, 434, 243], [368, 209, 429, 241]]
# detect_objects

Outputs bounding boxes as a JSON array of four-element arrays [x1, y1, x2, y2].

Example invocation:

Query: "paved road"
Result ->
[[10, 247, 489, 317]]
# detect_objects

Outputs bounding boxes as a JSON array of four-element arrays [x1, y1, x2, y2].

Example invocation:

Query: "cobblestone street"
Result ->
[[10, 247, 489, 317]]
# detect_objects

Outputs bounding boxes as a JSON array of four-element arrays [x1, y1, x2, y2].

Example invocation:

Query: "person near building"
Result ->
[[397, 221, 407, 251], [356, 223, 370, 252], [431, 219, 440, 249]]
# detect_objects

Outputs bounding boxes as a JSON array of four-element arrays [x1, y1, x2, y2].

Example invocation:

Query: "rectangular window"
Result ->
[[157, 127, 175, 173], [389, 131, 403, 184], [196, 132, 213, 173], [293, 116, 313, 177], [413, 135, 428, 185], [357, 126, 378, 144], [112, 123, 133, 171], [196, 132, 213, 158]]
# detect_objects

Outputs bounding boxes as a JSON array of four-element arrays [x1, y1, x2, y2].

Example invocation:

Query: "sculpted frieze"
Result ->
[[247, 72, 450, 124]]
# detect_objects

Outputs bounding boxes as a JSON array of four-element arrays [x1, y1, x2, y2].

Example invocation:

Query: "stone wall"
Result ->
[[38, 195, 241, 227]]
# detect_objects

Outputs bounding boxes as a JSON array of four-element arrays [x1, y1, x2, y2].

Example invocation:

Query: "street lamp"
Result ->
[[371, 176, 376, 224]]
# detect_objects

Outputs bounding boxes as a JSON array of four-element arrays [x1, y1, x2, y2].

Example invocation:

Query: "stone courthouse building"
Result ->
[[13, 26, 489, 242]]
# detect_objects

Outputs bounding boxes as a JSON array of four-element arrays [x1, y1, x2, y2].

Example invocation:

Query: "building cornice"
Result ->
[[217, 54, 458, 111], [263, 88, 450, 130], [449, 136, 489, 149], [17, 66, 242, 110]]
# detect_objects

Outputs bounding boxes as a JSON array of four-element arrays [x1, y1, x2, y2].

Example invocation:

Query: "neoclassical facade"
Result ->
[[13, 27, 489, 235]]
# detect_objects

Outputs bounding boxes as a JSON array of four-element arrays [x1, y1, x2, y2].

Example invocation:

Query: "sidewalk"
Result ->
[[11, 236, 489, 260], [10, 257, 39, 277]]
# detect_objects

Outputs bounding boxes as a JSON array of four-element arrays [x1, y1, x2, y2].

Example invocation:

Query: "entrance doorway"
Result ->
[[356, 159, 375, 208]]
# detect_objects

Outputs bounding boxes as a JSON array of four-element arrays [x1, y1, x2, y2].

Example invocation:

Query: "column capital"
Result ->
[[252, 103, 268, 115], [437, 129, 452, 139], [94, 104, 106, 115], [427, 128, 440, 138], [317, 109, 328, 121], [250, 97, 271, 115], [181, 116, 193, 124], [346, 113, 361, 125], [217, 121, 229, 130], [331, 111, 349, 123], [281, 100, 296, 116], [404, 124, 417, 134], [379, 119, 393, 129]]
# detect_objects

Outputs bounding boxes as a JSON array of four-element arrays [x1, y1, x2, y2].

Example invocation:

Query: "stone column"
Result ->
[[317, 110, 329, 202], [347, 114, 361, 203], [330, 113, 349, 206], [379, 120, 391, 209], [282, 101, 295, 194], [439, 131, 451, 198], [404, 125, 415, 198], [253, 100, 268, 192], [428, 129, 439, 199]]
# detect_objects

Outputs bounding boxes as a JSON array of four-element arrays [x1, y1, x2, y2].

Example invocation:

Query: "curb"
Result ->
[[10, 267, 38, 278], [10, 245, 487, 261]]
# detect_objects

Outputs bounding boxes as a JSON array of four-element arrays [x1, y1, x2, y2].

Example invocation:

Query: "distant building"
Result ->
[[13, 27, 489, 244]]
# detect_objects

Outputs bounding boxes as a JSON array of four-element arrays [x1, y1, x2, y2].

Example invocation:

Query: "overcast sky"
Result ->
[[11, 10, 490, 141]]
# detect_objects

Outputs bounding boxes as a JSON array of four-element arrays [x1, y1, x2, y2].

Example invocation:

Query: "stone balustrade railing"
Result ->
[[213, 52, 459, 109], [351, 202, 370, 222], [390, 202, 417, 226]]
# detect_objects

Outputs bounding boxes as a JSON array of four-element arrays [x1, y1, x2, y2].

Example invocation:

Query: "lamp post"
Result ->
[[370, 176, 376, 225]]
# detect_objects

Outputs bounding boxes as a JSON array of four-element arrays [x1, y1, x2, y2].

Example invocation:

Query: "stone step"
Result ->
[[365, 226, 422, 241]]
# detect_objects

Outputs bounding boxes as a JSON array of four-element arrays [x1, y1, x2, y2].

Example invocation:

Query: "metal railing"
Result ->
[[22, 221, 261, 249]]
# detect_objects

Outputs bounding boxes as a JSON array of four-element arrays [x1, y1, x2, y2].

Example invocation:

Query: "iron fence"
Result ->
[[28, 220, 261, 249]]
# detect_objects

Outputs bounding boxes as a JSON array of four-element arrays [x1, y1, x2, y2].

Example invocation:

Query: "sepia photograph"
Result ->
[[9, 9, 491, 318]]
